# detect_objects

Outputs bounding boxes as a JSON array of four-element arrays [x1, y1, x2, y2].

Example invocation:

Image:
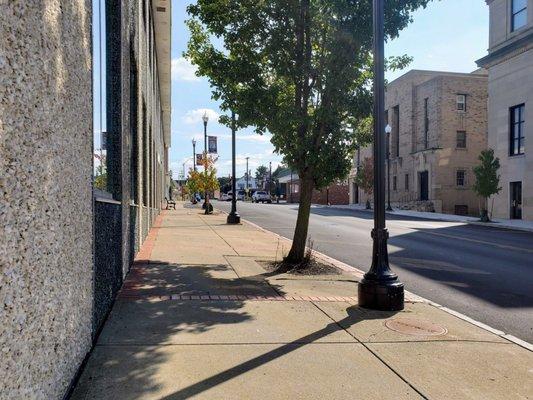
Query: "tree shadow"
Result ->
[[156, 306, 398, 400], [71, 258, 290, 398]]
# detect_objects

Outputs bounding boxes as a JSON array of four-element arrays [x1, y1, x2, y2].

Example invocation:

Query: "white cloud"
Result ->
[[216, 133, 272, 144], [182, 108, 220, 125], [171, 57, 200, 82]]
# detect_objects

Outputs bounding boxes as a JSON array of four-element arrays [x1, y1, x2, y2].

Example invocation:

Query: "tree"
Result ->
[[94, 153, 107, 191], [187, 156, 220, 214], [473, 149, 501, 222], [255, 165, 269, 189], [355, 157, 374, 210], [218, 176, 232, 193], [186, 0, 429, 264]]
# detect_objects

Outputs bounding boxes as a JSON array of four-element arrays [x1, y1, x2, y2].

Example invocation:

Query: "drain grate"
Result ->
[[385, 318, 448, 336]]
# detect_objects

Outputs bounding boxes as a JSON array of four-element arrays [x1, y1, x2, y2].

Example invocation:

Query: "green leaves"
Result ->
[[473, 149, 502, 200]]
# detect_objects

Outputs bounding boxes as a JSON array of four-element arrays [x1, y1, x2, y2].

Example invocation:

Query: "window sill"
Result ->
[[508, 154, 526, 159]]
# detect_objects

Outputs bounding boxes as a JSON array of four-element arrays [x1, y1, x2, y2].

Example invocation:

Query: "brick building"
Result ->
[[349, 70, 488, 216], [0, 1, 171, 398], [477, 0, 533, 221]]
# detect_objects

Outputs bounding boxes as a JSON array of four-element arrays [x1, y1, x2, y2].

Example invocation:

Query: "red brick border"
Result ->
[[117, 293, 358, 303]]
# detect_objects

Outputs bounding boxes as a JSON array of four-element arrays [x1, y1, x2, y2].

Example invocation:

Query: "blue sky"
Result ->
[[169, 0, 489, 179]]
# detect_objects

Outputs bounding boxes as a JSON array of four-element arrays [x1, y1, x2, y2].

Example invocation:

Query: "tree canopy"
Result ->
[[186, 0, 431, 262]]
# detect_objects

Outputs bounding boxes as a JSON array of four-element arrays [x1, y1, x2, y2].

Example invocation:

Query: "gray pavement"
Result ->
[[213, 200, 533, 342], [71, 205, 533, 399]]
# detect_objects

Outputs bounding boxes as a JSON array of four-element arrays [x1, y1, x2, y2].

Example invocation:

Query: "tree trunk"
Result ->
[[287, 175, 314, 264]]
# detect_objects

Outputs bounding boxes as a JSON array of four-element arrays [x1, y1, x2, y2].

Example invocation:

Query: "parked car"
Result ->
[[236, 190, 246, 201], [220, 192, 232, 201], [252, 191, 272, 203]]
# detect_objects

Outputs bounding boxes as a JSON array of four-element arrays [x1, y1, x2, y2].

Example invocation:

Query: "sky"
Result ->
[[169, 0, 490, 179]]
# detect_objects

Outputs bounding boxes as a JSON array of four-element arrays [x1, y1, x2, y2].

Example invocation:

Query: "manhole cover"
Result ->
[[385, 318, 448, 336]]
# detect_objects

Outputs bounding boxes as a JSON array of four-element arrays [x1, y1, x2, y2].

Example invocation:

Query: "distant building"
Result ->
[[477, 0, 533, 221], [350, 70, 488, 216], [236, 175, 258, 190]]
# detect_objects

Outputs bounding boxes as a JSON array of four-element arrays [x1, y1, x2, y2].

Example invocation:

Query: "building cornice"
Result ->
[[477, 31, 533, 68]]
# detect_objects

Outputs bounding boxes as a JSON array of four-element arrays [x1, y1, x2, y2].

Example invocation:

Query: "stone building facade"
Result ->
[[349, 70, 488, 216], [0, 1, 171, 399], [477, 0, 533, 221]]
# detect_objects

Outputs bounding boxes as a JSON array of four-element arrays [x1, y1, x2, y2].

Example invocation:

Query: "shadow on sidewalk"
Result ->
[[155, 306, 398, 400]]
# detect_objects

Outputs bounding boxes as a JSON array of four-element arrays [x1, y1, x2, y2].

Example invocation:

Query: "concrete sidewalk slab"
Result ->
[[72, 343, 424, 400], [368, 341, 533, 400], [72, 204, 533, 400], [98, 300, 355, 345], [314, 302, 507, 344], [122, 262, 277, 297], [267, 276, 361, 298]]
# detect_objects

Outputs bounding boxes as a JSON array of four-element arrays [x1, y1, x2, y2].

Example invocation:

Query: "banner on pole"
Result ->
[[196, 154, 204, 166], [208, 136, 217, 154]]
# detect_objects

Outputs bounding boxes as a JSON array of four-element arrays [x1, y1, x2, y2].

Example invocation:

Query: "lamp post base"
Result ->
[[386, 205, 393, 211], [226, 212, 241, 224], [358, 279, 404, 311]]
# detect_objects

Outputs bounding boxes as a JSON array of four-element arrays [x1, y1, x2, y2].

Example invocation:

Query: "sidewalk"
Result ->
[[71, 203, 533, 400], [322, 204, 533, 233]]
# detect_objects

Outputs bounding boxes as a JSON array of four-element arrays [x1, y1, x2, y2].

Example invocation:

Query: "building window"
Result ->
[[510, 104, 525, 156], [393, 105, 400, 157], [393, 176, 397, 191], [456, 170, 466, 187], [456, 94, 466, 112], [405, 174, 409, 191], [512, 0, 527, 32], [456, 131, 467, 149]]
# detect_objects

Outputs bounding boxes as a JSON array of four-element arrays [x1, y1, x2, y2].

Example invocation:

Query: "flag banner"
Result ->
[[196, 154, 203, 166], [208, 136, 217, 154]]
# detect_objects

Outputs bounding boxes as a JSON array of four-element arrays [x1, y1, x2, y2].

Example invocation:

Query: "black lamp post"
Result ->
[[358, 0, 404, 311], [192, 139, 197, 172], [202, 112, 209, 211], [386, 124, 393, 211], [227, 111, 241, 224]]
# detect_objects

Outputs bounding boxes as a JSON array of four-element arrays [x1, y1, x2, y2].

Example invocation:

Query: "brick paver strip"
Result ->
[[117, 294, 357, 303]]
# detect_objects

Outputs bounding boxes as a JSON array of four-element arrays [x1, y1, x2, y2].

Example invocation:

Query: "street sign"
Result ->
[[208, 136, 217, 154]]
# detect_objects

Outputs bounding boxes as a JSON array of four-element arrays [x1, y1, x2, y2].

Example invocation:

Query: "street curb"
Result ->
[[321, 204, 533, 234], [216, 207, 533, 353]]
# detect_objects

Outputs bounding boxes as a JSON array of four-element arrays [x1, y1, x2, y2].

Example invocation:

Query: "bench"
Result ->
[[165, 197, 176, 210]]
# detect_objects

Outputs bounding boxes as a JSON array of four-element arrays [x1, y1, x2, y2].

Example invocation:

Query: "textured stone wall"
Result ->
[[0, 1, 93, 399]]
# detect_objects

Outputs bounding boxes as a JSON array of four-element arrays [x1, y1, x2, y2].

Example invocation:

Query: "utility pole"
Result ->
[[245, 157, 249, 197], [192, 139, 197, 172], [358, 0, 404, 311], [269, 161, 272, 196], [227, 111, 240, 224]]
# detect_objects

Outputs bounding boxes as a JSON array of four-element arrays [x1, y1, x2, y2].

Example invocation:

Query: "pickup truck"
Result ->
[[252, 191, 272, 203]]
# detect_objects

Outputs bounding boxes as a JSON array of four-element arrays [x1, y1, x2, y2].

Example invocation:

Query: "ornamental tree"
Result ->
[[187, 156, 220, 214], [473, 149, 501, 222], [355, 157, 374, 209], [186, 0, 430, 263]]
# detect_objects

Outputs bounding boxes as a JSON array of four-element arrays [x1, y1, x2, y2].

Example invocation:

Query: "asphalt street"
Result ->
[[213, 200, 533, 343]]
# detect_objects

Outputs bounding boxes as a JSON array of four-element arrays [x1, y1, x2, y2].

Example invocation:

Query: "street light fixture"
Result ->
[[358, 0, 404, 311], [202, 112, 210, 212], [227, 111, 241, 224], [192, 139, 197, 172], [385, 124, 393, 211]]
